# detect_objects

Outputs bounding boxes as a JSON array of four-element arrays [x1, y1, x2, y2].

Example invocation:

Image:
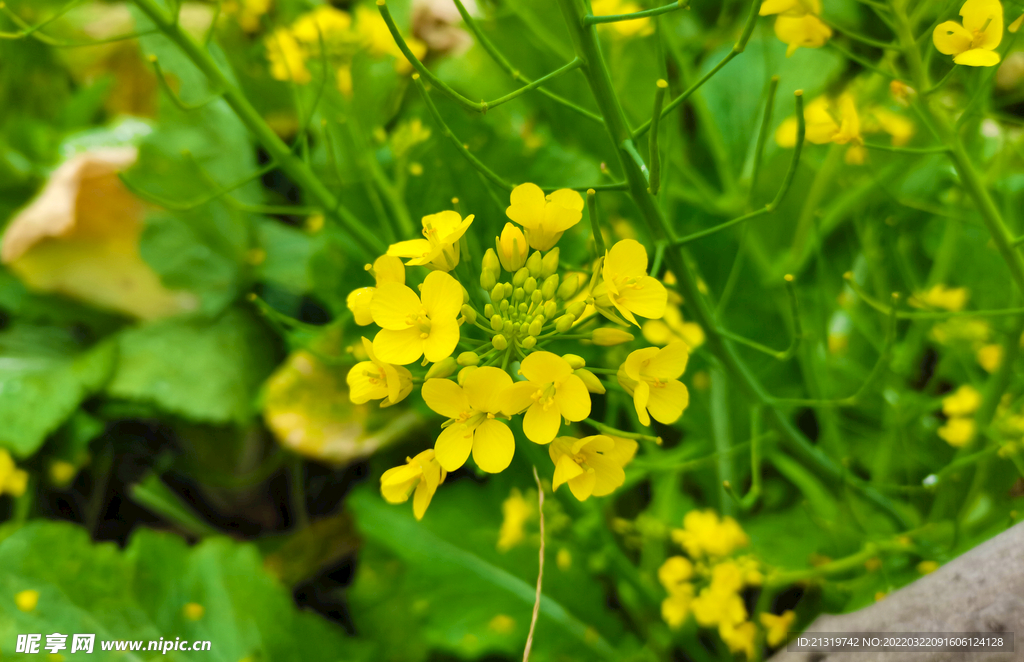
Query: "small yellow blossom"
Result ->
[[355, 5, 426, 74], [348, 255, 406, 326], [760, 610, 796, 647], [934, 0, 1003, 67], [592, 239, 667, 326], [617, 341, 690, 426], [497, 488, 533, 551], [291, 5, 353, 43], [549, 435, 637, 501], [506, 183, 584, 251], [977, 343, 1003, 372], [910, 284, 969, 311], [760, 0, 820, 15], [266, 28, 311, 83], [692, 585, 747, 628], [183, 603, 205, 621], [869, 108, 916, 147], [347, 337, 415, 407], [710, 558, 762, 592], [661, 583, 695, 629], [642, 304, 705, 349], [423, 367, 517, 473], [503, 352, 592, 443], [918, 560, 940, 574], [777, 94, 863, 163], [388, 210, 474, 272], [938, 416, 976, 447], [658, 556, 694, 593], [496, 223, 529, 273], [720, 620, 757, 659], [931, 317, 991, 346], [0, 450, 28, 498], [671, 510, 749, 559], [380, 449, 447, 520], [774, 13, 832, 56], [370, 270, 463, 365], [15, 589, 39, 612], [591, 0, 654, 36], [942, 385, 982, 417], [224, 0, 272, 33]]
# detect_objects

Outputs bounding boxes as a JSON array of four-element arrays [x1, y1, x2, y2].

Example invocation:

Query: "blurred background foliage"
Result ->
[[1, 0, 1024, 660]]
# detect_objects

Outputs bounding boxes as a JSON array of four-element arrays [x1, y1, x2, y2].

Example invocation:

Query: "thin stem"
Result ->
[[845, 273, 1024, 319], [648, 80, 668, 195], [523, 466, 545, 662], [826, 40, 905, 81], [584, 1, 688, 25], [484, 59, 584, 111], [584, 418, 661, 443], [0, 0, 86, 39], [765, 540, 909, 588], [119, 161, 277, 212], [819, 15, 898, 49], [149, 55, 223, 111], [862, 141, 949, 154], [587, 189, 607, 256], [748, 76, 779, 205]]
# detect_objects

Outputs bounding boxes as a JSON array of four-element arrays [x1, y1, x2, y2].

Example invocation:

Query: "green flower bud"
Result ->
[[564, 354, 586, 369], [557, 273, 582, 301], [503, 319, 515, 334], [503, 282, 514, 299], [521, 336, 537, 350], [482, 247, 501, 278], [518, 303, 529, 314], [513, 287, 525, 301], [531, 290, 543, 304], [490, 283, 505, 305], [574, 368, 606, 394], [529, 318, 544, 337], [541, 274, 559, 300], [492, 334, 508, 351], [457, 351, 480, 367], [541, 248, 560, 278], [484, 303, 495, 318], [499, 299, 509, 313], [491, 314, 503, 331], [513, 267, 530, 287], [555, 313, 575, 333], [460, 304, 477, 324], [543, 300, 558, 320], [462, 286, 470, 304], [524, 277, 537, 295], [519, 321, 530, 335], [425, 357, 458, 380], [526, 250, 543, 278], [567, 301, 587, 318], [592, 328, 634, 346], [481, 270, 497, 293]]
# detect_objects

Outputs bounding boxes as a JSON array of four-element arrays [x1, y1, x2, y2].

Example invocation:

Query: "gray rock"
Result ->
[[768, 521, 1024, 662]]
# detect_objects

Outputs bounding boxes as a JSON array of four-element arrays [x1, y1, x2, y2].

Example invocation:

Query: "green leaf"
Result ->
[[106, 307, 279, 424], [0, 520, 371, 661], [0, 325, 115, 458]]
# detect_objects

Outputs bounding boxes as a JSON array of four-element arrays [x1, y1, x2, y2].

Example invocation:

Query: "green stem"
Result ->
[[584, 0, 688, 25], [584, 419, 661, 443], [647, 80, 668, 195], [587, 189, 607, 256], [748, 76, 779, 205]]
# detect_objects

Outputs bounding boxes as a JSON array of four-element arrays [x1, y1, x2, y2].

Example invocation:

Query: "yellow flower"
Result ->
[[593, 239, 668, 326], [591, 0, 654, 36], [0, 450, 28, 498], [759, 0, 820, 16], [347, 337, 414, 407], [942, 385, 981, 417], [388, 210, 474, 272], [910, 284, 969, 311], [348, 255, 406, 326], [918, 560, 940, 574], [777, 94, 863, 163], [617, 341, 690, 426], [642, 304, 705, 349], [503, 352, 593, 443], [496, 222, 529, 273], [719, 620, 757, 658], [226, 0, 272, 33], [868, 108, 915, 147], [774, 13, 832, 56], [291, 5, 353, 44], [422, 367, 517, 473], [658, 556, 694, 593], [692, 585, 747, 627], [505, 183, 584, 251], [15, 589, 39, 612], [661, 583, 694, 629], [370, 270, 463, 365], [183, 603, 205, 621], [934, 0, 1003, 67], [548, 434, 637, 501], [760, 610, 796, 647], [938, 417, 976, 447], [977, 343, 1003, 372], [355, 5, 426, 74], [380, 449, 446, 520], [671, 509, 749, 559], [266, 28, 311, 83], [497, 488, 533, 551]]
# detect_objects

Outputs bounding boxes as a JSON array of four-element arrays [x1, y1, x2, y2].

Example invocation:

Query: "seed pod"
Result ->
[[541, 247, 560, 278], [526, 250, 543, 278], [521, 336, 537, 350], [457, 352, 480, 367], [491, 314, 503, 331], [529, 318, 544, 337], [492, 334, 508, 350], [541, 274, 559, 300], [425, 357, 458, 380], [555, 313, 575, 333], [563, 354, 586, 369], [557, 273, 582, 301], [460, 304, 477, 324], [592, 328, 634, 346], [574, 368, 606, 394], [513, 267, 530, 287]]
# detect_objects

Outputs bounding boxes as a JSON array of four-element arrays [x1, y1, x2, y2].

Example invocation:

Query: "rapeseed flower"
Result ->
[[777, 94, 865, 164], [661, 583, 695, 629], [380, 449, 446, 520], [15, 590, 39, 612], [934, 0, 1004, 67], [347, 337, 415, 407], [593, 239, 668, 326], [503, 352, 592, 443], [617, 341, 690, 426], [591, 0, 654, 37], [761, 0, 831, 56], [497, 488, 533, 551], [266, 28, 311, 83], [910, 284, 969, 311], [0, 450, 28, 498], [506, 183, 584, 251], [388, 210, 474, 272], [719, 620, 757, 658], [938, 416, 976, 447], [348, 255, 406, 326], [548, 434, 637, 501], [370, 270, 463, 365], [422, 367, 516, 473], [642, 304, 705, 349], [761, 610, 796, 647], [671, 509, 749, 558], [942, 385, 982, 417], [496, 222, 529, 272]]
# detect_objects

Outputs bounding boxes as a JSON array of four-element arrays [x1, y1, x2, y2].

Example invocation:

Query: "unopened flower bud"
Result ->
[[491, 314, 503, 331], [490, 283, 505, 305], [492, 334, 508, 350], [563, 354, 586, 369], [521, 336, 537, 350], [543, 300, 558, 320], [481, 270, 497, 292], [513, 267, 530, 287], [526, 250, 543, 278], [497, 223, 529, 273], [425, 357, 458, 379], [524, 277, 537, 295], [460, 304, 477, 324], [541, 248, 560, 278], [531, 290, 543, 304], [557, 273, 582, 301], [481, 248, 500, 288], [503, 319, 514, 334], [574, 368, 606, 394], [541, 274, 559, 300], [592, 328, 634, 346], [518, 302, 529, 314], [484, 303, 495, 318], [503, 282, 514, 298], [513, 287, 525, 301], [555, 313, 575, 333], [529, 318, 544, 337], [567, 301, 587, 318], [457, 351, 480, 367], [462, 286, 470, 304], [499, 299, 509, 313]]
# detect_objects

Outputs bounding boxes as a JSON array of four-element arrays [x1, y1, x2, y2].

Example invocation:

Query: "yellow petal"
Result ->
[[774, 14, 832, 54], [373, 327, 423, 365], [620, 276, 668, 321], [933, 20, 973, 55], [647, 341, 690, 380], [548, 436, 574, 464], [347, 287, 376, 326], [647, 380, 690, 424], [373, 255, 406, 285], [605, 239, 649, 280], [423, 316, 460, 363], [412, 476, 437, 520], [435, 423, 474, 471], [633, 379, 652, 426], [347, 360, 387, 404], [519, 351, 572, 383], [502, 381, 540, 416], [506, 182, 547, 230], [547, 188, 585, 212], [552, 453, 584, 492], [624, 346, 660, 382], [421, 377, 469, 418], [774, 117, 799, 148], [759, 0, 800, 16], [588, 450, 626, 497], [463, 366, 513, 413], [960, 0, 1002, 49], [381, 463, 421, 502], [472, 419, 515, 473], [421, 271, 464, 319], [543, 189, 585, 233], [371, 282, 420, 330], [953, 48, 1001, 66], [567, 470, 597, 501], [554, 374, 592, 422], [606, 436, 639, 468], [387, 238, 433, 261], [423, 209, 464, 237], [523, 402, 562, 444]]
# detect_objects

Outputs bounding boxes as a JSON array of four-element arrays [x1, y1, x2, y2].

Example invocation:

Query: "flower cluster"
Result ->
[[939, 385, 982, 447], [346, 183, 695, 519], [933, 0, 1003, 67], [659, 510, 791, 657], [760, 0, 832, 57]]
